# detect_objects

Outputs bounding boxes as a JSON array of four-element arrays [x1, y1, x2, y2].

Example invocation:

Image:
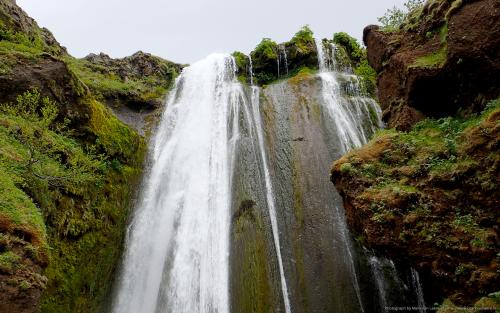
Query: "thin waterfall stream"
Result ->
[[249, 84, 292, 313]]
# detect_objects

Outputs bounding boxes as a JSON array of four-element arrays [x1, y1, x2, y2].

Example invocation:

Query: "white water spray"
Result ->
[[112, 54, 242, 313], [315, 38, 384, 312]]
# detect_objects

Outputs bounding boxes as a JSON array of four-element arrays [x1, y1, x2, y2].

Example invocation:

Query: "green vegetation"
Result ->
[[412, 24, 448, 68], [291, 25, 315, 53], [63, 55, 176, 106], [231, 51, 250, 84], [0, 4, 167, 312], [334, 99, 500, 303], [0, 251, 21, 274], [0, 89, 145, 312], [253, 38, 278, 60], [378, 0, 425, 31], [332, 32, 377, 96], [333, 32, 364, 64]]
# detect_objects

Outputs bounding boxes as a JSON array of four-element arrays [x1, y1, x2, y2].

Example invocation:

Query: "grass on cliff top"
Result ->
[[291, 25, 315, 53], [0, 19, 62, 71], [63, 56, 169, 103]]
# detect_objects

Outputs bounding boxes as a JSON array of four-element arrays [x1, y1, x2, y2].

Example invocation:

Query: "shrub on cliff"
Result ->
[[291, 25, 315, 54], [333, 32, 364, 64], [331, 99, 500, 306], [378, 0, 425, 31], [253, 38, 278, 60]]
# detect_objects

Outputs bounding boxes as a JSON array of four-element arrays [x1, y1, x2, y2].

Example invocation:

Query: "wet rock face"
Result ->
[[364, 0, 500, 130]]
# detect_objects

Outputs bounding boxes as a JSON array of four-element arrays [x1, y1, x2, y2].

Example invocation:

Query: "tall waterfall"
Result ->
[[112, 41, 387, 313], [112, 54, 240, 313]]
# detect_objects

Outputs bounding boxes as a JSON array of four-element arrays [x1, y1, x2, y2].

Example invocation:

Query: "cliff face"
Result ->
[[66, 52, 182, 135], [364, 0, 500, 130], [0, 1, 178, 312], [332, 0, 500, 308], [332, 103, 499, 305]]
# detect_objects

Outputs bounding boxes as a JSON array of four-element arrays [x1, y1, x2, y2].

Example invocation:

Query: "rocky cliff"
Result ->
[[332, 0, 500, 309], [364, 0, 500, 130], [0, 1, 179, 312]]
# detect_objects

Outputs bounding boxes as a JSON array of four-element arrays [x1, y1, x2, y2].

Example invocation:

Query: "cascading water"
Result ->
[[313, 38, 384, 312], [278, 45, 289, 77], [411, 268, 426, 313], [249, 84, 292, 313], [112, 54, 241, 313], [112, 37, 389, 313], [315, 39, 381, 151]]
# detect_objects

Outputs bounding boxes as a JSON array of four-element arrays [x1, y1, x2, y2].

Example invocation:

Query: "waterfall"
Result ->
[[279, 45, 289, 76], [248, 55, 254, 86], [314, 38, 384, 312], [112, 54, 241, 313], [315, 39, 381, 152], [277, 45, 289, 78], [249, 85, 292, 313], [112, 38, 387, 313], [411, 268, 426, 313]]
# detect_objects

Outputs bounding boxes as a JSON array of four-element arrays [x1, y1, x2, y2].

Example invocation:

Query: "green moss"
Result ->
[[412, 23, 448, 68], [291, 25, 315, 53], [354, 59, 377, 96], [232, 51, 248, 71], [0, 88, 146, 311], [63, 55, 176, 105], [86, 97, 144, 164], [335, 98, 500, 303], [232, 206, 274, 313], [0, 251, 21, 274], [253, 38, 278, 60], [340, 162, 354, 174], [412, 45, 447, 68], [333, 32, 364, 64]]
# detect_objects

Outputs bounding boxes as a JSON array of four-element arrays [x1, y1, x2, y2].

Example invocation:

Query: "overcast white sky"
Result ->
[[17, 0, 406, 64]]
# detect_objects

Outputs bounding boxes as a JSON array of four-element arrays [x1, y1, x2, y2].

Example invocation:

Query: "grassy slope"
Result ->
[[0, 14, 148, 312]]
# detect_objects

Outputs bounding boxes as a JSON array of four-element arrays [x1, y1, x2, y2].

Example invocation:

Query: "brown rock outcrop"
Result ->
[[364, 0, 500, 130]]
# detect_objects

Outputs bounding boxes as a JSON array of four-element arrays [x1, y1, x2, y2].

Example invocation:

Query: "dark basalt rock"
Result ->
[[364, 0, 500, 130]]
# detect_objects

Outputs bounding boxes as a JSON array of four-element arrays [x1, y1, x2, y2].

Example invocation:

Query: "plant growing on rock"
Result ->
[[253, 38, 278, 60], [291, 25, 315, 53], [378, 0, 425, 31]]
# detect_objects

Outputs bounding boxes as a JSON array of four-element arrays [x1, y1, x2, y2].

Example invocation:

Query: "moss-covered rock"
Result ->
[[242, 26, 319, 86], [331, 99, 500, 306], [363, 0, 500, 130]]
